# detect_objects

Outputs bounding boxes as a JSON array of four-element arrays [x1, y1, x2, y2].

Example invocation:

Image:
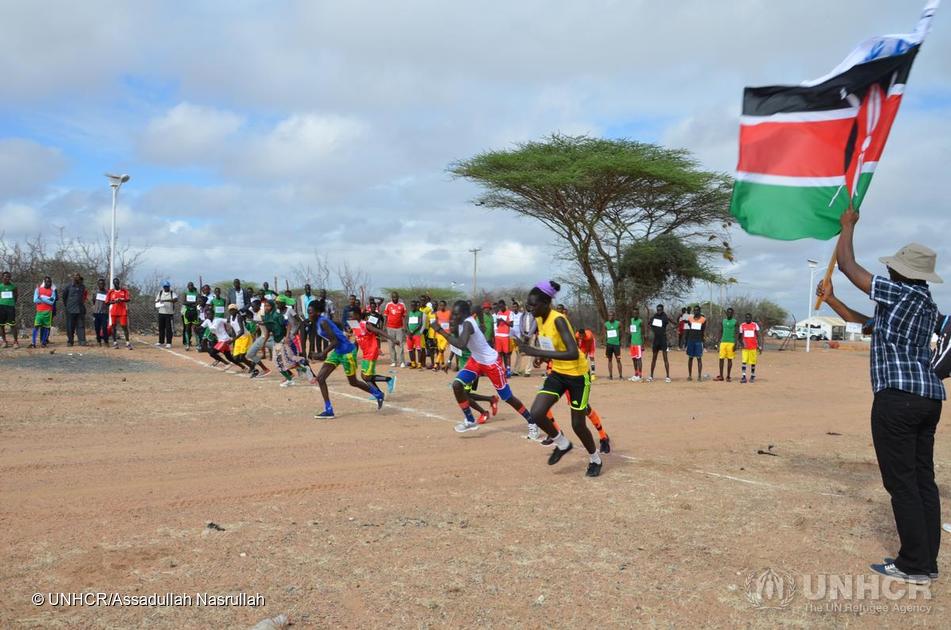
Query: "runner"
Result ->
[[716, 307, 738, 382], [357, 307, 398, 394], [313, 301, 385, 419], [517, 280, 602, 477], [210, 287, 227, 320], [245, 298, 273, 378], [494, 300, 514, 377], [228, 304, 257, 371], [685, 305, 706, 382], [627, 307, 644, 382], [604, 311, 622, 380], [648, 304, 671, 382], [31, 276, 56, 348], [107, 278, 132, 349], [0, 271, 19, 348], [738, 313, 762, 384], [575, 328, 596, 379], [91, 278, 109, 347], [405, 299, 425, 369], [431, 301, 535, 435], [181, 281, 200, 351], [384, 292, 407, 368]]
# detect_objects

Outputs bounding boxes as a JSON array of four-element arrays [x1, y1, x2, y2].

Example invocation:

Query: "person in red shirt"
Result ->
[[383, 291, 407, 367], [494, 300, 514, 376], [575, 328, 597, 378], [738, 313, 762, 384], [107, 277, 132, 349]]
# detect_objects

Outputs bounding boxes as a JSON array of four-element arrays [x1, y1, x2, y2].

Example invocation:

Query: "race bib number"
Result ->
[[215, 306, 225, 314], [630, 324, 637, 334], [440, 322, 450, 331], [537, 336, 555, 351], [95, 292, 107, 302], [744, 330, 756, 338], [0, 291, 12, 299], [347, 320, 360, 330], [185, 294, 197, 303], [450, 345, 462, 356], [690, 322, 702, 330], [652, 318, 663, 328], [606, 329, 618, 339], [408, 316, 419, 326], [368, 315, 380, 326]]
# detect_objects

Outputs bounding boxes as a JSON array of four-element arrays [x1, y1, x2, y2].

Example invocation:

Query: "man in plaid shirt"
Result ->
[[823, 208, 945, 585]]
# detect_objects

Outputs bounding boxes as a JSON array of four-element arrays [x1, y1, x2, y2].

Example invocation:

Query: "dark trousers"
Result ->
[[158, 314, 174, 344], [871, 388, 942, 575], [299, 321, 317, 358], [94, 313, 108, 342], [66, 313, 86, 344]]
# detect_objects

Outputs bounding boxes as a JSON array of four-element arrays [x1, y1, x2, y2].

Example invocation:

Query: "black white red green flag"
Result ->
[[730, 1, 940, 240]]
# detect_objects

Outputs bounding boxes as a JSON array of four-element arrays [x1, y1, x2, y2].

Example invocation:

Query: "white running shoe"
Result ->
[[645, 376, 653, 382], [527, 424, 540, 441], [455, 421, 479, 433], [279, 379, 296, 388], [629, 375, 642, 382], [665, 377, 672, 383], [944, 523, 951, 533], [154, 342, 162, 347], [390, 362, 397, 367], [165, 343, 171, 349], [400, 362, 406, 368]]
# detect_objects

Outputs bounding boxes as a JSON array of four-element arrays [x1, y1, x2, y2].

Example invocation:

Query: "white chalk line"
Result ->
[[694, 469, 844, 498], [136, 339, 451, 421]]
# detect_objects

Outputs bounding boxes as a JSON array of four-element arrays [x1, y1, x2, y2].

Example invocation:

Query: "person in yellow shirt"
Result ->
[[516, 280, 602, 477], [432, 300, 452, 372], [420, 295, 436, 369]]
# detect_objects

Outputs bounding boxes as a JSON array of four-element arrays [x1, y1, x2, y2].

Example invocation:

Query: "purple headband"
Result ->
[[534, 280, 558, 298]]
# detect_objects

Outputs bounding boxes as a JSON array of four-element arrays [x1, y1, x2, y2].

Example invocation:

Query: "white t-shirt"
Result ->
[[465, 315, 498, 365], [234, 291, 245, 309], [212, 318, 232, 342]]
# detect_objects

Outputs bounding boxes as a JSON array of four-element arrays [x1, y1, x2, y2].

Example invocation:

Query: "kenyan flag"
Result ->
[[730, 1, 939, 240]]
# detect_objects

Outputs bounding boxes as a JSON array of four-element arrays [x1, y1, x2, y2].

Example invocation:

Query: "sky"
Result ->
[[1, 0, 949, 320]]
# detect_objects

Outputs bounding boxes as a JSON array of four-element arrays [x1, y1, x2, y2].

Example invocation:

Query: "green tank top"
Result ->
[[604, 320, 620, 346], [0, 283, 15, 307], [629, 318, 643, 346], [721, 318, 737, 343]]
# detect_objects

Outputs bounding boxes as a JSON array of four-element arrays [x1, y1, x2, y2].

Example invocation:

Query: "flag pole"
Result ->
[[814, 199, 854, 310]]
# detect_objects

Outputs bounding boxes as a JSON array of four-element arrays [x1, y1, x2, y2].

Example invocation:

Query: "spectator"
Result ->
[[31, 276, 56, 348], [0, 271, 19, 348], [384, 291, 406, 367], [227, 278, 251, 311], [155, 280, 178, 348], [341, 294, 363, 332], [61, 273, 88, 347], [298, 284, 317, 358], [833, 208, 944, 585], [91, 278, 109, 346]]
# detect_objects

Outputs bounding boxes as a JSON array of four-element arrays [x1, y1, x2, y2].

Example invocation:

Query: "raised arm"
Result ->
[[835, 209, 873, 296], [816, 279, 871, 324]]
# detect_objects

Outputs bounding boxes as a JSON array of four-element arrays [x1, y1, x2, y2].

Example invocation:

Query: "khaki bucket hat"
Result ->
[[879, 243, 943, 283]]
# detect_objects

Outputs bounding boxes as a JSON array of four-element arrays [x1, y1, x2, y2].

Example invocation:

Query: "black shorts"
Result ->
[[540, 371, 591, 411], [652, 336, 669, 352], [605, 345, 620, 358], [0, 305, 15, 327]]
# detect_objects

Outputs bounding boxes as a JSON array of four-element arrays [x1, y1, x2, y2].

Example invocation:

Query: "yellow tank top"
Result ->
[[535, 311, 589, 377]]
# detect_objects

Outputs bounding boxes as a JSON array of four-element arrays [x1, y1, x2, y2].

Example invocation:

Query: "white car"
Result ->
[[767, 326, 792, 339]]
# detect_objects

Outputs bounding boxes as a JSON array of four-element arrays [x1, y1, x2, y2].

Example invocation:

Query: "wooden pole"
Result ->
[[814, 251, 838, 311]]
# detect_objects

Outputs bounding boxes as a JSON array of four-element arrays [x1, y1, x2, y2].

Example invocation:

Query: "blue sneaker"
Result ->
[[387, 375, 397, 395], [315, 409, 335, 419], [870, 563, 930, 585]]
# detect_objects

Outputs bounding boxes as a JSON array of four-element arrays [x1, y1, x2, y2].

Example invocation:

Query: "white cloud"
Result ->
[[139, 102, 244, 165], [0, 202, 42, 234], [0, 139, 67, 200]]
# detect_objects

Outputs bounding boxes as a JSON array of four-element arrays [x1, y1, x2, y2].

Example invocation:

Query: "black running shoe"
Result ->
[[599, 436, 611, 454], [540, 436, 555, 447], [586, 461, 603, 477], [547, 442, 573, 465], [375, 392, 385, 411]]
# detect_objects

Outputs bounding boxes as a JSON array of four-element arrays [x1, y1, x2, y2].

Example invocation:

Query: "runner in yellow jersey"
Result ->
[[516, 280, 602, 477]]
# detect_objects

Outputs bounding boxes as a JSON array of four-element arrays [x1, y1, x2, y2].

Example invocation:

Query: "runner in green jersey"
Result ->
[[0, 271, 18, 348], [628, 307, 644, 381], [604, 313, 622, 380]]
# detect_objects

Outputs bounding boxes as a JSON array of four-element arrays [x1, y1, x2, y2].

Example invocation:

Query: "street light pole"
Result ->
[[105, 173, 130, 286], [468, 248, 481, 299], [807, 259, 818, 353]]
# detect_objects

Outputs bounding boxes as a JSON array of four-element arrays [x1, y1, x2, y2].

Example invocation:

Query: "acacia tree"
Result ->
[[450, 134, 734, 325]]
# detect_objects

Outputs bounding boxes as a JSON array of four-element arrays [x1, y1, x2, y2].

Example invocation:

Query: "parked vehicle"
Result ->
[[767, 325, 792, 339]]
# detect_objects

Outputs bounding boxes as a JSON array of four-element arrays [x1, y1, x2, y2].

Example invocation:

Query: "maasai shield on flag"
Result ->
[[730, 1, 940, 240]]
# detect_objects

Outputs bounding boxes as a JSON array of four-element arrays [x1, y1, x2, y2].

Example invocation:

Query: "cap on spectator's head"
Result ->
[[482, 301, 491, 309], [227, 303, 238, 310], [162, 280, 170, 287]]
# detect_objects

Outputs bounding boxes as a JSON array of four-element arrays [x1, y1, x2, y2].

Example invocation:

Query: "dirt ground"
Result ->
[[1, 340, 948, 628]]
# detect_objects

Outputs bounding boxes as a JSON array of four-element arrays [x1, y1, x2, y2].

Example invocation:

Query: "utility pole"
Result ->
[[468, 248, 481, 300]]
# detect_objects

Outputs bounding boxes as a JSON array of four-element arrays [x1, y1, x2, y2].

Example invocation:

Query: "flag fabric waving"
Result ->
[[730, 1, 940, 240]]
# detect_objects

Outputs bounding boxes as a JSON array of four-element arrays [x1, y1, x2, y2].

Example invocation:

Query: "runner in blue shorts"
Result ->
[[312, 301, 385, 419]]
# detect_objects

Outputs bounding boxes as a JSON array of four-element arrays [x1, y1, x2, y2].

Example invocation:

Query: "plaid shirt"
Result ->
[[870, 276, 946, 400]]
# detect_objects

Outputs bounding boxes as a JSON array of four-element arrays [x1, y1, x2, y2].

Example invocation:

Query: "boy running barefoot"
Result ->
[[604, 311, 622, 380], [716, 308, 737, 382], [738, 313, 762, 383], [627, 307, 644, 381]]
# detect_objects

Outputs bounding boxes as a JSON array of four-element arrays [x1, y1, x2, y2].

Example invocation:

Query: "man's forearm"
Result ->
[[824, 295, 870, 324]]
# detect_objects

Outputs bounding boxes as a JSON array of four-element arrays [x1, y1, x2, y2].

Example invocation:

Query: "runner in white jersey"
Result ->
[[431, 301, 537, 435]]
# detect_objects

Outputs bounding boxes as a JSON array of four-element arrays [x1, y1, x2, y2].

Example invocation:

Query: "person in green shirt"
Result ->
[[716, 307, 738, 382], [181, 281, 200, 350], [627, 307, 644, 382], [405, 300, 425, 369], [604, 311, 623, 380], [210, 287, 227, 319], [0, 271, 18, 348]]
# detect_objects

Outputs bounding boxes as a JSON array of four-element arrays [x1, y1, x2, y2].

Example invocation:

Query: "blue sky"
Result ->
[[1, 0, 950, 318]]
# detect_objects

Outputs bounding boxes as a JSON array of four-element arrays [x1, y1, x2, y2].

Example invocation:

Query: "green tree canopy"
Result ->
[[450, 134, 733, 324]]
